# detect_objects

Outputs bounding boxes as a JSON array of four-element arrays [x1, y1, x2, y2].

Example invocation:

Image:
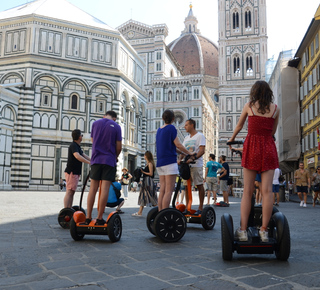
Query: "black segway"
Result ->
[[69, 176, 122, 242], [221, 141, 290, 261], [57, 175, 88, 229], [146, 155, 216, 242]]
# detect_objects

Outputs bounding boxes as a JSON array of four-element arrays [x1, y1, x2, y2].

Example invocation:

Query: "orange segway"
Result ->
[[69, 176, 122, 242], [175, 158, 216, 230]]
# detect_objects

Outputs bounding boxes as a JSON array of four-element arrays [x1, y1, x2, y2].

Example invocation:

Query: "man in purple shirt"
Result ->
[[85, 111, 122, 225]]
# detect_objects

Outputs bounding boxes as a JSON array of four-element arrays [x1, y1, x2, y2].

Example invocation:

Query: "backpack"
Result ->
[[133, 167, 142, 182], [111, 182, 121, 199]]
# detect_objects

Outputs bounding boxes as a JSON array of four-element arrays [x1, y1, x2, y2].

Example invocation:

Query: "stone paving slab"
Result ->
[[0, 190, 320, 289]]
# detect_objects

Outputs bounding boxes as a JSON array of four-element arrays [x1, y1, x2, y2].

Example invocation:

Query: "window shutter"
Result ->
[[300, 86, 303, 100], [305, 109, 308, 124], [315, 99, 318, 117], [310, 133, 314, 149], [303, 81, 307, 96], [313, 68, 317, 86], [308, 75, 312, 92], [315, 131, 318, 148], [305, 135, 309, 151], [302, 138, 305, 153], [302, 53, 306, 67], [301, 112, 304, 127], [309, 105, 313, 121]]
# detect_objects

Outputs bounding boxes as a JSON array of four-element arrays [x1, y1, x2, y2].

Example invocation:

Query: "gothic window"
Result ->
[[155, 109, 161, 118], [232, 12, 239, 30], [156, 90, 161, 101], [245, 11, 252, 30], [156, 63, 161, 71], [70, 94, 79, 110], [233, 56, 240, 76], [193, 88, 200, 99], [246, 56, 253, 76], [156, 51, 162, 60], [148, 92, 153, 102], [193, 107, 200, 117]]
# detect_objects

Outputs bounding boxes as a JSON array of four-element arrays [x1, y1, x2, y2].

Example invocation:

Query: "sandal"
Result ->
[[95, 218, 106, 225], [132, 212, 142, 216], [84, 218, 92, 225], [116, 210, 124, 214]]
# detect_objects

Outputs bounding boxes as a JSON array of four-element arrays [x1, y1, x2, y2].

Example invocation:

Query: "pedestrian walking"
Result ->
[[228, 80, 280, 242], [294, 162, 310, 208], [64, 129, 90, 208], [132, 151, 157, 216], [85, 110, 122, 225], [311, 166, 320, 207], [272, 168, 281, 206], [205, 153, 223, 205], [218, 155, 230, 205], [120, 168, 132, 200]]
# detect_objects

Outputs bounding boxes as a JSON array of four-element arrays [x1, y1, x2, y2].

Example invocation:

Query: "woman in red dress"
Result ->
[[228, 81, 279, 242]]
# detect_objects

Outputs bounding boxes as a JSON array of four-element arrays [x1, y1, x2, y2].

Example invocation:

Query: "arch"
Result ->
[[140, 103, 146, 117], [33, 74, 61, 91], [78, 118, 85, 132], [130, 95, 139, 113], [90, 82, 115, 99], [42, 113, 49, 128], [49, 114, 57, 129], [33, 113, 41, 128], [121, 90, 130, 106], [1, 105, 16, 121], [62, 78, 89, 93], [62, 116, 69, 130], [70, 117, 77, 130], [0, 72, 23, 85]]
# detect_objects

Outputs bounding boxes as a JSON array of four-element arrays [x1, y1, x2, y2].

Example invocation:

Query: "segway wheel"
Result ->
[[146, 207, 159, 236], [70, 217, 84, 241], [201, 206, 216, 230], [71, 205, 86, 215], [154, 209, 186, 243], [273, 212, 290, 261], [221, 213, 234, 261], [58, 208, 75, 229], [107, 213, 122, 242]]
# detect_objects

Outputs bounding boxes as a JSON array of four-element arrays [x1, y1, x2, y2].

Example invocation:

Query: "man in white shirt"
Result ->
[[272, 168, 281, 206], [179, 119, 206, 215]]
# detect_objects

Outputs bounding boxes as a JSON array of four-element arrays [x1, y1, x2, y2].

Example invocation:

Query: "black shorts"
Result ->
[[90, 164, 116, 181], [296, 185, 308, 193]]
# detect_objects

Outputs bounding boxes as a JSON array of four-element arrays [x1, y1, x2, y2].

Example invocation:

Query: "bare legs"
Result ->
[[197, 184, 205, 211], [64, 189, 75, 208], [86, 179, 111, 220], [158, 174, 177, 211], [240, 168, 274, 231]]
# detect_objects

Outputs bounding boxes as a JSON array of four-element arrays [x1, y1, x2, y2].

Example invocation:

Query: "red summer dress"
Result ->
[[241, 106, 279, 173]]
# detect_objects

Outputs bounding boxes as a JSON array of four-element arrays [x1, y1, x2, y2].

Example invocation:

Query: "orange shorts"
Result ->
[[64, 172, 80, 191]]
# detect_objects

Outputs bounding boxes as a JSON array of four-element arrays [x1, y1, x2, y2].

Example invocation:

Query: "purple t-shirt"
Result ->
[[90, 118, 122, 167], [156, 124, 177, 167]]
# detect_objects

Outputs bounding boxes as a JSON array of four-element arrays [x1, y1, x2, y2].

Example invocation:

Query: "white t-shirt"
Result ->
[[183, 132, 206, 167], [272, 168, 281, 185]]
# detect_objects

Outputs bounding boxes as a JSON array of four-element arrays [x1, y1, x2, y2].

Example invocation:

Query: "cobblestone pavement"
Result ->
[[0, 190, 319, 290]]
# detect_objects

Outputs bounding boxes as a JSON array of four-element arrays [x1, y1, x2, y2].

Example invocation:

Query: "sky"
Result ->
[[0, 0, 319, 60]]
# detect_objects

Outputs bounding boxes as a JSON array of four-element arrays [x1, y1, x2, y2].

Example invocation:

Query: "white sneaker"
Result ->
[[300, 201, 304, 207], [235, 228, 248, 241], [303, 203, 307, 207], [259, 229, 269, 242]]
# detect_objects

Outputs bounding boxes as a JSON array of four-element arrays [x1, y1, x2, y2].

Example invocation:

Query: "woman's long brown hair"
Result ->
[[249, 81, 274, 114], [145, 151, 155, 173]]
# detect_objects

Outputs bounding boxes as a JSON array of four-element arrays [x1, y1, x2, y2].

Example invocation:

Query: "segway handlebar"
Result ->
[[226, 140, 244, 145]]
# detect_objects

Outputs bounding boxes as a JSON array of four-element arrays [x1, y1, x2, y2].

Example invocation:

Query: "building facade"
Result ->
[[295, 5, 320, 173], [118, 5, 219, 172], [218, 0, 268, 180], [0, 0, 147, 190]]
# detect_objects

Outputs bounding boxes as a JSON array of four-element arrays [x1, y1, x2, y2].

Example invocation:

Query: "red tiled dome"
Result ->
[[168, 34, 219, 77]]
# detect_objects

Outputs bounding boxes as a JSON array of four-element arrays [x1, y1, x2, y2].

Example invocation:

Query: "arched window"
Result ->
[[71, 94, 78, 110], [233, 56, 240, 76], [233, 12, 239, 30], [245, 11, 252, 30], [246, 56, 253, 76]]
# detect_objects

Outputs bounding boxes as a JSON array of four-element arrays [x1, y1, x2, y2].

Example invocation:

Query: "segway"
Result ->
[[221, 141, 290, 261], [146, 155, 216, 242], [69, 176, 122, 242], [57, 175, 88, 229]]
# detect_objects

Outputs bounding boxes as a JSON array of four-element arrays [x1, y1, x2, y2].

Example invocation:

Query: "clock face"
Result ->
[[128, 31, 135, 38]]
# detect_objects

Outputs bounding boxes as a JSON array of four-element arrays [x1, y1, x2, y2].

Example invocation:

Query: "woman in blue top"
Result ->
[[156, 110, 192, 211]]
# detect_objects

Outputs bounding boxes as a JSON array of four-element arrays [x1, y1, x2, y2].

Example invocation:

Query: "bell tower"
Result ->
[[218, 0, 268, 179]]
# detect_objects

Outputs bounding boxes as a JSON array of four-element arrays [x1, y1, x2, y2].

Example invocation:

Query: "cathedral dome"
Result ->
[[168, 5, 218, 77]]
